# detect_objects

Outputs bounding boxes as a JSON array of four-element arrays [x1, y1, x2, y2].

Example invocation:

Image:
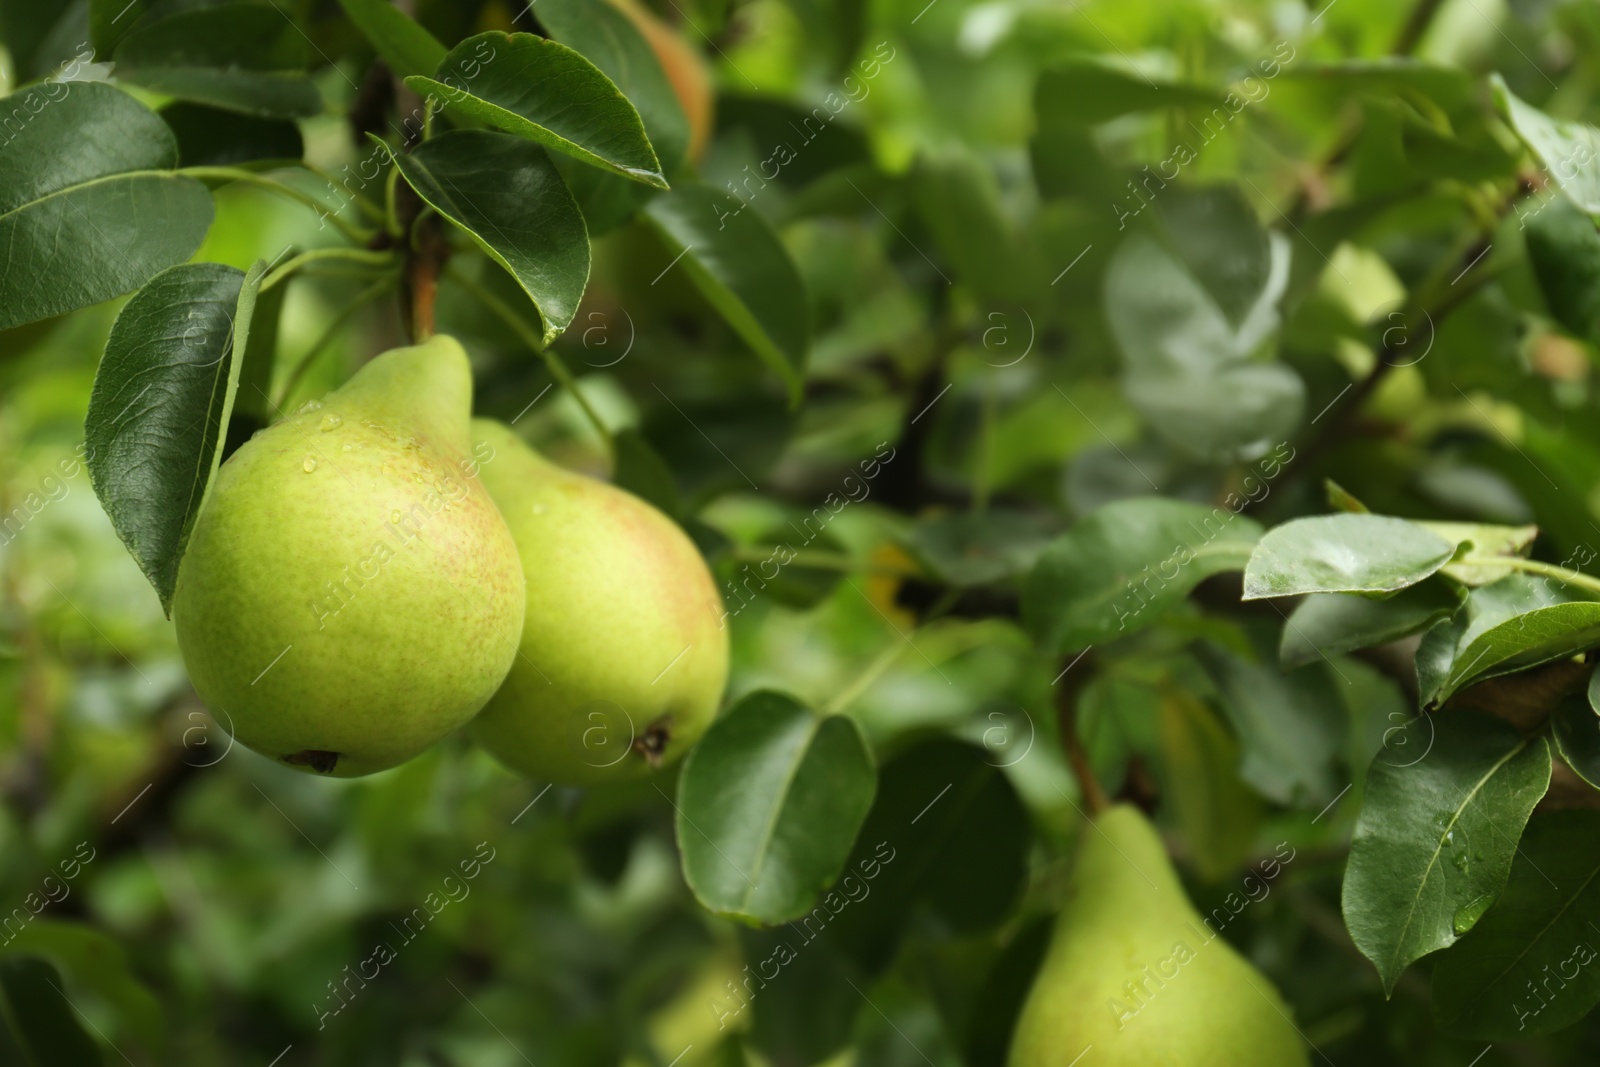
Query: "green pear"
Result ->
[[171, 335, 525, 777], [1009, 805, 1308, 1067], [466, 419, 728, 785]]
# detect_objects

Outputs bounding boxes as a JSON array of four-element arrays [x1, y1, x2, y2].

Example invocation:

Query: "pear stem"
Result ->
[[1055, 649, 1109, 816], [444, 263, 615, 456], [179, 167, 377, 243]]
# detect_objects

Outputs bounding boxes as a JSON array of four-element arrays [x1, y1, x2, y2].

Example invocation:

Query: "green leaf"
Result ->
[[1022, 497, 1263, 655], [1158, 688, 1263, 880], [642, 182, 811, 401], [384, 130, 590, 343], [160, 102, 303, 168], [1105, 230, 1302, 463], [89, 0, 145, 53], [336, 0, 445, 80], [675, 690, 877, 924], [900, 509, 1054, 587], [1432, 812, 1600, 1038], [611, 428, 681, 519], [1242, 514, 1457, 600], [0, 956, 101, 1067], [1195, 642, 1346, 805], [409, 32, 666, 188], [1525, 195, 1600, 345], [0, 921, 164, 1054], [1152, 184, 1271, 330], [1417, 575, 1600, 707], [0, 82, 213, 331], [1494, 74, 1600, 214], [86, 260, 265, 614], [1034, 57, 1224, 126], [911, 149, 1031, 302], [1415, 520, 1539, 586], [112, 1, 322, 119], [1279, 582, 1460, 670], [535, 0, 689, 175], [1554, 690, 1600, 789], [1342, 712, 1551, 995]]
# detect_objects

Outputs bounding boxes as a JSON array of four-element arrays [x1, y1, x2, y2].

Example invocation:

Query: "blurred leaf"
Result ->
[[1243, 514, 1458, 599], [1342, 712, 1551, 995], [961, 917, 1051, 1067], [675, 690, 876, 924], [1415, 520, 1538, 586], [1553, 689, 1600, 789], [611, 427, 681, 518], [160, 102, 303, 167], [409, 32, 666, 188], [1034, 58, 1222, 126], [1417, 575, 1600, 707], [1105, 230, 1302, 463], [1, 920, 165, 1053], [336, 0, 445, 79], [1431, 811, 1600, 1037], [0, 82, 213, 331], [1495, 75, 1600, 214], [1525, 195, 1600, 345], [642, 182, 810, 401], [89, 0, 144, 52], [1195, 641, 1345, 806], [911, 150, 1027, 302], [1157, 688, 1262, 880], [900, 509, 1054, 587], [1279, 582, 1460, 670], [112, 1, 322, 118], [385, 129, 590, 343], [85, 260, 264, 614], [0, 956, 101, 1067], [1022, 497, 1262, 655], [1152, 184, 1270, 330]]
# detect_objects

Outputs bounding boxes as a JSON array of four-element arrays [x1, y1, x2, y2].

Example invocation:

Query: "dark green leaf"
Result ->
[[1279, 582, 1460, 670], [1342, 712, 1551, 995], [1417, 574, 1600, 707], [336, 0, 445, 80], [112, 2, 322, 119], [1243, 514, 1457, 600], [900, 509, 1054, 587], [1034, 58, 1223, 126], [1525, 195, 1600, 345], [89, 0, 145, 53], [0, 82, 212, 331], [911, 150, 1029, 302], [385, 130, 590, 343], [1555, 689, 1600, 789], [0, 956, 101, 1067], [1153, 184, 1271, 329], [409, 32, 665, 188], [1494, 75, 1600, 214], [1195, 642, 1346, 805], [675, 690, 876, 924], [86, 261, 265, 614], [611, 427, 681, 519], [642, 182, 810, 401], [1022, 497, 1263, 655], [160, 102, 303, 167], [0, 921, 164, 1054], [1432, 812, 1600, 1038]]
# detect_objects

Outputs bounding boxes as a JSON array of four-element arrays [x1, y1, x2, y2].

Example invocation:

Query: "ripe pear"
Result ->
[[171, 335, 525, 777], [466, 419, 728, 785], [1009, 805, 1308, 1067]]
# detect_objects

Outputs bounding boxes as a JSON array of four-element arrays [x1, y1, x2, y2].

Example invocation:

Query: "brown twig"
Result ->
[[1054, 650, 1109, 815]]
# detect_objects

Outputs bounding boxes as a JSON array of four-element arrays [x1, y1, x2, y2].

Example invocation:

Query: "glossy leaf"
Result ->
[[0, 82, 213, 331], [386, 130, 590, 343], [1432, 812, 1600, 1038], [1525, 195, 1600, 346], [0, 956, 102, 1067], [409, 32, 666, 188], [336, 0, 445, 80], [1554, 685, 1600, 790], [642, 182, 810, 400], [675, 690, 876, 924], [1416, 574, 1600, 707], [1495, 75, 1600, 214], [1243, 514, 1457, 600], [1022, 497, 1263, 655], [1279, 582, 1460, 670], [1342, 712, 1551, 995], [86, 261, 265, 614], [112, 2, 322, 119]]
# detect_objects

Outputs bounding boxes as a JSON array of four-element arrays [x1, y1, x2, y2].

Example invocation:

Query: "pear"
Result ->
[[1009, 805, 1308, 1067], [171, 336, 525, 777], [466, 419, 728, 785]]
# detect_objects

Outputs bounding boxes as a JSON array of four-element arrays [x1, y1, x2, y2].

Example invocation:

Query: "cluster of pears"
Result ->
[[172, 335, 728, 781], [1009, 805, 1308, 1066]]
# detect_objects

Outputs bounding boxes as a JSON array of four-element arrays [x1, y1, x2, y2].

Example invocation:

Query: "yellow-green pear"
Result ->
[[1009, 805, 1308, 1067], [467, 419, 728, 785], [171, 335, 525, 777]]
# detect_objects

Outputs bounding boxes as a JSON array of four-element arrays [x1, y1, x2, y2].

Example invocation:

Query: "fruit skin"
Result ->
[[608, 0, 713, 164], [467, 419, 728, 785], [171, 336, 525, 778], [1008, 805, 1309, 1067]]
